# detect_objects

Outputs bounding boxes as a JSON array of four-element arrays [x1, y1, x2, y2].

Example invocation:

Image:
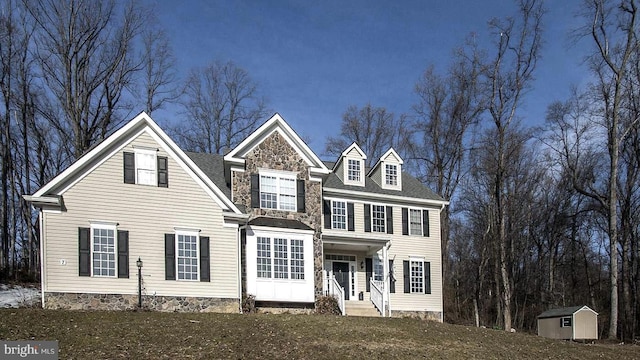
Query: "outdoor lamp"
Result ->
[[136, 257, 143, 269]]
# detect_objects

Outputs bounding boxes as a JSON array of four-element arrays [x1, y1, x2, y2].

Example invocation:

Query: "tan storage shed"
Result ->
[[537, 305, 598, 340]]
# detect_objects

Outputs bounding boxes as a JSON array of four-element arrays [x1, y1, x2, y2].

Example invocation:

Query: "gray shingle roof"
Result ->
[[185, 152, 446, 207], [537, 306, 588, 319], [185, 152, 231, 198], [322, 161, 445, 202], [248, 217, 313, 230]]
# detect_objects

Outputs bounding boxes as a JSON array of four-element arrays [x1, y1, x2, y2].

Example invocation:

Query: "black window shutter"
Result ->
[[250, 174, 260, 208], [157, 156, 168, 187], [365, 258, 373, 292], [364, 204, 371, 232], [386, 206, 393, 234], [423, 210, 430, 237], [78, 227, 91, 276], [200, 236, 210, 282], [323, 200, 331, 229], [347, 202, 355, 231], [402, 208, 409, 235], [389, 259, 395, 293], [297, 179, 305, 212], [117, 230, 129, 278], [425, 261, 431, 294], [165, 233, 176, 280], [403, 260, 410, 293], [560, 318, 563, 327], [123, 152, 135, 184]]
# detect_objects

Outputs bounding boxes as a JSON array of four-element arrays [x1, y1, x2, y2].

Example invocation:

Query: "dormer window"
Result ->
[[376, 148, 403, 190], [347, 159, 362, 183]]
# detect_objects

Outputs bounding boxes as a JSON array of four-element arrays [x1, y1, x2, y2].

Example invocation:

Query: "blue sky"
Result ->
[[151, 0, 591, 155]]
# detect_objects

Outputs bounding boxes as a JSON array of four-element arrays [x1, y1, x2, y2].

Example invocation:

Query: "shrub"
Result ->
[[315, 295, 340, 315], [242, 294, 256, 314]]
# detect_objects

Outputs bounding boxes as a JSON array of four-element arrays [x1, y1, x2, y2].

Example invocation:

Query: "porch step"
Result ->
[[344, 301, 381, 317]]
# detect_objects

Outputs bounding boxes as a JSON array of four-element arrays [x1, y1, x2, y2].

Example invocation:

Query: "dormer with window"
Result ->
[[369, 148, 403, 191], [334, 143, 366, 187]]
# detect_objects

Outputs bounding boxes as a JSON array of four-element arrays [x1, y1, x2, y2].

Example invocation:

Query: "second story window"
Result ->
[[260, 173, 297, 211], [332, 201, 346, 229], [347, 159, 361, 183], [385, 164, 398, 186], [372, 205, 386, 232]]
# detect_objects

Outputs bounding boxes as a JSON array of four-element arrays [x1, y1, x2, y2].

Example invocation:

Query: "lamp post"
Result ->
[[136, 257, 143, 308]]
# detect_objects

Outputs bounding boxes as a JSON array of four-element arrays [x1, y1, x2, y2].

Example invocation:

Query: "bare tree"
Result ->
[[481, 0, 544, 332], [410, 42, 484, 285], [325, 104, 410, 166], [141, 26, 178, 116], [25, 0, 145, 159], [175, 60, 267, 154]]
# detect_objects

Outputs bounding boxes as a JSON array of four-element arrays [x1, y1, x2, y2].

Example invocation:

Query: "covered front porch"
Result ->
[[321, 235, 392, 316]]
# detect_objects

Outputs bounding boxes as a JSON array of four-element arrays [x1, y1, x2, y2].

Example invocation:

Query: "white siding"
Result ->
[[43, 130, 239, 299]]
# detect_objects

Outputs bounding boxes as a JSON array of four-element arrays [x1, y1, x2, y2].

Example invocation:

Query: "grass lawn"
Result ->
[[0, 309, 637, 359]]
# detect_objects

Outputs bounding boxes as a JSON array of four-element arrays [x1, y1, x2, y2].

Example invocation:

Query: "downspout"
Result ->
[[440, 202, 446, 323], [386, 240, 392, 317], [237, 225, 245, 313], [39, 210, 45, 309]]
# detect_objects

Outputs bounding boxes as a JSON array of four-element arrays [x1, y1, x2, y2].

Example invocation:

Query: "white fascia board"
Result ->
[[22, 195, 61, 206], [341, 142, 367, 159], [33, 111, 150, 197], [323, 187, 449, 207], [249, 225, 315, 236]]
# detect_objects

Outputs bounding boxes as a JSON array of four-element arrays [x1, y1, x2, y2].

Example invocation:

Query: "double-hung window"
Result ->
[[92, 225, 116, 277], [372, 205, 386, 233], [410, 259, 424, 293], [347, 159, 361, 182], [409, 209, 422, 235], [256, 236, 304, 280], [177, 232, 199, 281], [373, 256, 384, 281], [385, 164, 398, 186], [260, 173, 296, 211], [135, 149, 157, 185], [332, 201, 347, 230]]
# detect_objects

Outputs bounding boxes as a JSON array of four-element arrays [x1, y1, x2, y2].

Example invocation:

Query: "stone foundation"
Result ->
[[44, 292, 239, 313], [391, 310, 442, 322]]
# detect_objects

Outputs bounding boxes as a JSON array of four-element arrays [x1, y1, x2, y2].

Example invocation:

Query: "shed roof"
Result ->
[[248, 217, 313, 231], [537, 305, 597, 319]]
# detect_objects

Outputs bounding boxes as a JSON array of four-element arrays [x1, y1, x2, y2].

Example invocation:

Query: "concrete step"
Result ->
[[345, 301, 381, 317]]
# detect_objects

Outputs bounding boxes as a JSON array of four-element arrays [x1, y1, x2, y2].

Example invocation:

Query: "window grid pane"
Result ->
[[260, 175, 278, 209], [410, 260, 423, 293], [385, 164, 397, 186], [177, 234, 198, 280], [410, 209, 422, 235], [273, 238, 288, 279], [92, 228, 115, 277], [332, 201, 346, 229], [347, 159, 361, 182], [372, 205, 386, 232], [279, 177, 296, 211], [257, 237, 272, 278], [373, 257, 383, 281], [290, 239, 304, 280]]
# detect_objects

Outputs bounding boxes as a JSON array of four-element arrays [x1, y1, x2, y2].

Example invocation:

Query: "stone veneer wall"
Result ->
[[232, 131, 324, 296], [44, 292, 239, 313], [391, 310, 443, 322]]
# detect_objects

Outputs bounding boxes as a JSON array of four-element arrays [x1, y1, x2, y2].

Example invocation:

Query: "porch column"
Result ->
[[382, 244, 388, 317]]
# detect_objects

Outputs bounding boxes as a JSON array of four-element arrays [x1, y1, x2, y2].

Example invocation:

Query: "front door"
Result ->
[[332, 261, 350, 300]]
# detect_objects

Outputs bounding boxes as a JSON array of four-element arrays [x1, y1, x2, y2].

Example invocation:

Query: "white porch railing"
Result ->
[[323, 271, 346, 316], [370, 279, 385, 316]]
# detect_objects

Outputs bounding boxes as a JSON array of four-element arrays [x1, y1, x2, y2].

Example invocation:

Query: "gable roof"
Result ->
[[224, 113, 330, 175], [28, 112, 241, 213], [332, 142, 367, 171], [368, 147, 403, 176], [323, 161, 446, 204], [537, 306, 598, 319]]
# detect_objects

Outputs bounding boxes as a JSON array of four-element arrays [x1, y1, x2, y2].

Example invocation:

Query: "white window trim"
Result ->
[[371, 203, 386, 233], [134, 148, 157, 186], [259, 170, 298, 211], [344, 158, 365, 187], [175, 230, 200, 282], [331, 200, 347, 230], [409, 257, 425, 294], [91, 223, 117, 278], [408, 208, 423, 236], [256, 235, 305, 281], [381, 161, 402, 190], [560, 316, 572, 328]]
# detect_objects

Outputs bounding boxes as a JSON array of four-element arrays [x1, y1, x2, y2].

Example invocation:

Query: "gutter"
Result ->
[[22, 195, 62, 207]]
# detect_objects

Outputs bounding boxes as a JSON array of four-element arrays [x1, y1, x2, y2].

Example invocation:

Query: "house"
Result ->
[[537, 306, 598, 340], [24, 112, 447, 319]]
